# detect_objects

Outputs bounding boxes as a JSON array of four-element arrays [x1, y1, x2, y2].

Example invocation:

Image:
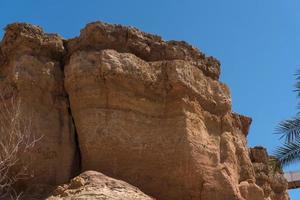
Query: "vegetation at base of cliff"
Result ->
[[0, 95, 41, 199], [274, 71, 300, 167]]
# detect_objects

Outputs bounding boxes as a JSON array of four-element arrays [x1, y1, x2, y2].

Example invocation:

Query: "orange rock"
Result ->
[[0, 22, 289, 200]]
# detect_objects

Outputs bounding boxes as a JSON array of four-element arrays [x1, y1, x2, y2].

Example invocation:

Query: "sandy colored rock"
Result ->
[[0, 23, 78, 186], [239, 181, 265, 200], [65, 48, 247, 200], [63, 22, 289, 200], [0, 22, 290, 200], [250, 147, 290, 200], [47, 171, 155, 200], [66, 21, 221, 80]]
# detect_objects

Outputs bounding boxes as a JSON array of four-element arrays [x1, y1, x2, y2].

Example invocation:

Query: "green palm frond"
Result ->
[[273, 70, 300, 167], [276, 117, 300, 143], [273, 139, 300, 167], [294, 70, 300, 96]]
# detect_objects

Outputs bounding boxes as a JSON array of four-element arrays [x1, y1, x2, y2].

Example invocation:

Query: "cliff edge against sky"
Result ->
[[0, 22, 289, 200]]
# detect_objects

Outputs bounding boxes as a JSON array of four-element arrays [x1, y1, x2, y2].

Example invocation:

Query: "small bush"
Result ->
[[0, 95, 41, 199]]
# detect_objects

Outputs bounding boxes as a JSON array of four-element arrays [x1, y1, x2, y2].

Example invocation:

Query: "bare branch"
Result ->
[[0, 94, 41, 199]]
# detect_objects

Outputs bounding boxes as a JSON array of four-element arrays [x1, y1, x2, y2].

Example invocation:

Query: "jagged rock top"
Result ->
[[0, 23, 65, 61], [0, 22, 220, 79], [67, 22, 220, 79]]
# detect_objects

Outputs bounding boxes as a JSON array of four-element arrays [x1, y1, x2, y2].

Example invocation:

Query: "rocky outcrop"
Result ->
[[0, 22, 290, 200], [66, 22, 221, 80], [0, 23, 78, 186], [65, 49, 229, 200], [250, 147, 289, 200], [47, 171, 155, 200]]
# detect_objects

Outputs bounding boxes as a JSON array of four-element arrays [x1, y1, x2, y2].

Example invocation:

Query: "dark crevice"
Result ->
[[67, 103, 82, 177], [60, 39, 68, 69], [62, 39, 82, 177]]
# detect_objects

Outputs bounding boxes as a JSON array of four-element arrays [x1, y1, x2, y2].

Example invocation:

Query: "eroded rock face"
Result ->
[[63, 22, 288, 200], [250, 147, 289, 200], [0, 23, 78, 186], [66, 22, 221, 80], [47, 171, 155, 200], [0, 22, 290, 200], [65, 49, 230, 199]]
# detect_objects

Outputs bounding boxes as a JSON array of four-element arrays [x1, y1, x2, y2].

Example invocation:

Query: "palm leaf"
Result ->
[[274, 139, 300, 167], [294, 70, 300, 96], [276, 117, 300, 143], [273, 70, 300, 167]]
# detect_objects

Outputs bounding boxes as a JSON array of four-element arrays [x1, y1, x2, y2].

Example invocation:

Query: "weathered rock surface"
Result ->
[[0, 23, 78, 186], [250, 147, 289, 200], [66, 22, 221, 80], [0, 22, 290, 200], [47, 171, 155, 200]]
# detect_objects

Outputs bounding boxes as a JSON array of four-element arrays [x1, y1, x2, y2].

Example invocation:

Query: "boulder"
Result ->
[[47, 171, 155, 200]]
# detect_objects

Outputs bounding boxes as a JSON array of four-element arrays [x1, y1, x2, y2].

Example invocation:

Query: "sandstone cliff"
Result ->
[[250, 147, 289, 200], [0, 24, 78, 186], [0, 22, 289, 200]]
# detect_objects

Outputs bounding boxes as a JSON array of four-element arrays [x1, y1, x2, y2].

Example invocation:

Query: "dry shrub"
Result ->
[[0, 95, 41, 199]]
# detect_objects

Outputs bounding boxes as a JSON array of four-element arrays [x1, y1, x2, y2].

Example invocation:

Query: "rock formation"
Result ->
[[250, 147, 289, 200], [0, 23, 78, 187], [47, 171, 155, 200], [0, 22, 289, 200]]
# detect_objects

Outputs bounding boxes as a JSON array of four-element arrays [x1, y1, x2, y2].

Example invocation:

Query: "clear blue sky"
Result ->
[[0, 0, 299, 199]]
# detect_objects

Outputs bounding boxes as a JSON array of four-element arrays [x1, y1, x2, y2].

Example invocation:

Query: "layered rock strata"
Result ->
[[0, 22, 289, 200]]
